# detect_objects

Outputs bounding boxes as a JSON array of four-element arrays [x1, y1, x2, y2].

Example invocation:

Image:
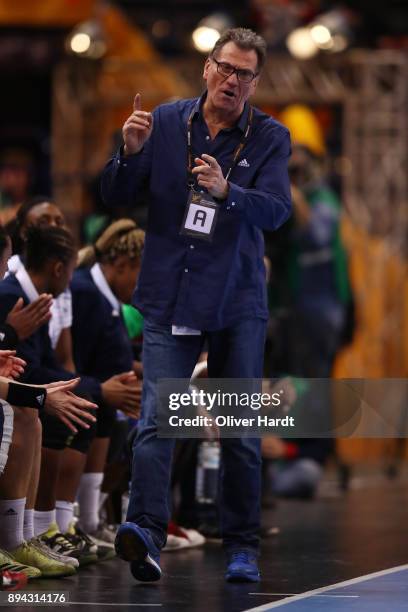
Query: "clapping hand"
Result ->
[[0, 350, 26, 379]]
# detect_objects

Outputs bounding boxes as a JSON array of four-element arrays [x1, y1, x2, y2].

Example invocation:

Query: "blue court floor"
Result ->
[[244, 565, 408, 611]]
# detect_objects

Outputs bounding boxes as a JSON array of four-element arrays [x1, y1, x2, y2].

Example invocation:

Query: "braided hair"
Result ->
[[77, 219, 145, 268], [25, 225, 76, 272]]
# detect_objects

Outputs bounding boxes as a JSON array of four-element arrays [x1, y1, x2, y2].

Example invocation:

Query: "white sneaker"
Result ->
[[30, 537, 79, 569], [88, 524, 116, 546], [163, 523, 205, 552], [179, 527, 205, 547]]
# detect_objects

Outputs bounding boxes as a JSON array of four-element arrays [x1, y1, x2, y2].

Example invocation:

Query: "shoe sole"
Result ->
[[225, 570, 260, 583], [37, 565, 77, 578], [130, 554, 161, 582], [116, 525, 161, 582], [115, 527, 147, 563], [11, 557, 76, 579], [22, 570, 42, 580]]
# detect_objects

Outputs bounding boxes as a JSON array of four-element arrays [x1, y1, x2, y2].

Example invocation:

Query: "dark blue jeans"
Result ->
[[126, 317, 267, 553]]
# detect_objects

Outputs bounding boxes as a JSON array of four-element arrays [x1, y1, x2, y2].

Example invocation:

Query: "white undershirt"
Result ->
[[90, 263, 121, 317]]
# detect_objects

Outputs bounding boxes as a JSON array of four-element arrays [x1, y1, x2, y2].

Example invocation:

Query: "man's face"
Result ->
[[203, 42, 259, 116]]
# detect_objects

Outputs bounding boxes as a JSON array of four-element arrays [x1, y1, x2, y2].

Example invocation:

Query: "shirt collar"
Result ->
[[193, 92, 250, 133], [14, 262, 40, 303], [90, 263, 121, 316], [7, 254, 22, 275]]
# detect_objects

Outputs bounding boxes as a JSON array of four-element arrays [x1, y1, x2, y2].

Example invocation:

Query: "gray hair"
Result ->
[[210, 28, 267, 72]]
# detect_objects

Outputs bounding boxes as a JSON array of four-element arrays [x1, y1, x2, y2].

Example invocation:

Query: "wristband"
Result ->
[[7, 382, 47, 410]]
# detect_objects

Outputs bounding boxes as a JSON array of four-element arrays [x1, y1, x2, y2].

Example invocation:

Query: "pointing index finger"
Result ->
[[133, 93, 141, 112], [201, 154, 217, 167]]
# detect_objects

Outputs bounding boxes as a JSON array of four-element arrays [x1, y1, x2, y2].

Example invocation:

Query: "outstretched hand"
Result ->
[[43, 378, 98, 434], [0, 350, 26, 379]]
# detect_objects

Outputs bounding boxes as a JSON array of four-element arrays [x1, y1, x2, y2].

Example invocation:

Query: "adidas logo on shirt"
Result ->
[[238, 158, 250, 168]]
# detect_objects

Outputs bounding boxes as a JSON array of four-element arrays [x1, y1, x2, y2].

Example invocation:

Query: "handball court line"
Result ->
[[244, 563, 408, 611]]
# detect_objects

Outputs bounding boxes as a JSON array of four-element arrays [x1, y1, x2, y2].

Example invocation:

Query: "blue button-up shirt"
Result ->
[[101, 94, 291, 331]]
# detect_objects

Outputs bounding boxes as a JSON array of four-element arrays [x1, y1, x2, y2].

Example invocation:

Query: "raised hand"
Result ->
[[122, 93, 153, 156], [6, 295, 53, 340]]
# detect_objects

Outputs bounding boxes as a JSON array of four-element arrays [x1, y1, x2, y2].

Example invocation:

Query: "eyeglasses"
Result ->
[[211, 57, 258, 83]]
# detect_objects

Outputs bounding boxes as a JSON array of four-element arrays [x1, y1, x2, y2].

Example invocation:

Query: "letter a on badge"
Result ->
[[193, 209, 207, 227]]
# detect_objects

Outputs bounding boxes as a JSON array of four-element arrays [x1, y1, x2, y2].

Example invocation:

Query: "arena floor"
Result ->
[[8, 472, 408, 612]]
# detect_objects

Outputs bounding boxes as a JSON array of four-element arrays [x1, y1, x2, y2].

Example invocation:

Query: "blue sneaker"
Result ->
[[115, 522, 162, 582], [225, 550, 260, 583]]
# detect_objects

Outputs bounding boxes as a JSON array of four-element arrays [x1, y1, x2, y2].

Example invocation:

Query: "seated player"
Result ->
[[0, 230, 99, 575], [57, 219, 144, 545]]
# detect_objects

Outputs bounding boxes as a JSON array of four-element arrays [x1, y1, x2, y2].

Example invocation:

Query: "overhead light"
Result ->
[[192, 12, 233, 53], [286, 9, 351, 59], [70, 33, 91, 54], [310, 24, 332, 48], [310, 10, 351, 54], [66, 19, 107, 60], [286, 27, 318, 60], [192, 26, 220, 53]]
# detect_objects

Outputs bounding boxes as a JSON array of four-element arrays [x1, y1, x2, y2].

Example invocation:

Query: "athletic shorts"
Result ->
[[0, 400, 14, 475], [40, 408, 97, 454]]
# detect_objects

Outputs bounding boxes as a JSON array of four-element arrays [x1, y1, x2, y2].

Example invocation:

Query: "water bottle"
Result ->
[[195, 441, 220, 504]]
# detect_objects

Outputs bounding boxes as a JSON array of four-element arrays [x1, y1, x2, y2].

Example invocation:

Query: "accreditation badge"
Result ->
[[180, 189, 219, 241]]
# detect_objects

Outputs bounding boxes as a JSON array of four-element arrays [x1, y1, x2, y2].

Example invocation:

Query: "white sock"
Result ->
[[0, 497, 26, 550], [23, 509, 34, 541], [55, 500, 74, 534], [99, 491, 108, 511], [77, 472, 104, 533], [34, 509, 56, 536]]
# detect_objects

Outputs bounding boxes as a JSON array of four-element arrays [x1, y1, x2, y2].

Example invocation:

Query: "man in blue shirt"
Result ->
[[102, 27, 291, 583]]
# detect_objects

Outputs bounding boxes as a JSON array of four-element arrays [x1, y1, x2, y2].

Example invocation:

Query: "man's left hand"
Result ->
[[192, 154, 229, 200]]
